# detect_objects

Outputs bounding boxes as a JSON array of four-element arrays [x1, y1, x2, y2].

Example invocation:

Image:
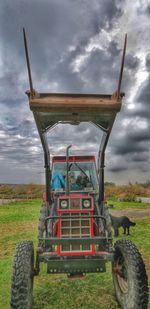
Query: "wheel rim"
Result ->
[[114, 255, 128, 294]]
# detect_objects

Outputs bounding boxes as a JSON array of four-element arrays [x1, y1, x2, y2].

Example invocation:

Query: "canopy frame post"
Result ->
[[34, 112, 51, 203]]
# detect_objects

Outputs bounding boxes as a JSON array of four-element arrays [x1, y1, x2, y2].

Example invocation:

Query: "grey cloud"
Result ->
[[125, 54, 140, 70], [137, 76, 150, 106], [130, 130, 150, 143], [126, 74, 150, 119], [107, 119, 150, 176], [107, 41, 121, 57], [146, 5, 150, 15], [79, 48, 140, 94], [109, 117, 150, 157], [108, 165, 127, 173], [112, 141, 147, 155], [1, 1, 121, 62], [106, 159, 150, 184], [80, 47, 120, 93], [1, 0, 123, 94], [9, 120, 38, 138], [145, 53, 150, 70], [0, 121, 100, 171], [128, 152, 149, 162], [0, 0, 150, 184], [47, 123, 101, 148]]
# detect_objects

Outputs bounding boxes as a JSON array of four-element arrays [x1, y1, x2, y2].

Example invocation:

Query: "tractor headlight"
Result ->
[[60, 199, 68, 209], [82, 199, 91, 208]]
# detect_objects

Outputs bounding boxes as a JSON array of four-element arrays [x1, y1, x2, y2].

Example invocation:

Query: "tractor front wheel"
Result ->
[[38, 202, 47, 240], [112, 240, 149, 309], [10, 240, 34, 309]]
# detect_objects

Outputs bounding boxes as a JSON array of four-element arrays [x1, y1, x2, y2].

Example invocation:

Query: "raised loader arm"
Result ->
[[23, 29, 127, 205]]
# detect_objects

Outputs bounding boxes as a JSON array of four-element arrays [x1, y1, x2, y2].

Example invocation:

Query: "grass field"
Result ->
[[0, 200, 150, 309]]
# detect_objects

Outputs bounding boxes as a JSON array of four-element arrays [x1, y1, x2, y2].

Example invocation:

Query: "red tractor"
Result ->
[[43, 155, 104, 258], [10, 31, 149, 309]]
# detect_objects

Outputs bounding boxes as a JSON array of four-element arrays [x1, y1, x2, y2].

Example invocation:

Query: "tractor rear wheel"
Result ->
[[10, 240, 34, 309], [103, 205, 112, 237], [112, 240, 149, 309]]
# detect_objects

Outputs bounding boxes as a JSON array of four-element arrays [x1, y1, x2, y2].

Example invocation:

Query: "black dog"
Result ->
[[110, 214, 136, 237]]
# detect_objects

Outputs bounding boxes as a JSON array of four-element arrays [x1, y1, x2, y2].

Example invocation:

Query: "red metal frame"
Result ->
[[57, 194, 94, 211], [56, 194, 95, 256], [52, 155, 96, 163]]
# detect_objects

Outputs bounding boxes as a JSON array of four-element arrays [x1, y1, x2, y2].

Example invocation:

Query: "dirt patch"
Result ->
[[110, 209, 150, 218], [0, 221, 37, 237]]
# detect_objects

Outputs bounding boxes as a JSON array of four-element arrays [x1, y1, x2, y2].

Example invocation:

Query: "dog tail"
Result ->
[[130, 221, 136, 226]]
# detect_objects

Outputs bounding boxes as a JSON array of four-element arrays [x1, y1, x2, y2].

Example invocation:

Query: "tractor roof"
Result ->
[[23, 29, 126, 134], [28, 91, 124, 132]]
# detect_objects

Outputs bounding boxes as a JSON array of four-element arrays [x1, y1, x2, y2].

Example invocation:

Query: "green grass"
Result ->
[[108, 199, 150, 210], [0, 199, 40, 223], [0, 200, 150, 308]]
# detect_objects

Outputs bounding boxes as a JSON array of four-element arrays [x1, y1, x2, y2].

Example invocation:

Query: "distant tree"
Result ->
[[105, 182, 147, 201], [0, 185, 14, 197]]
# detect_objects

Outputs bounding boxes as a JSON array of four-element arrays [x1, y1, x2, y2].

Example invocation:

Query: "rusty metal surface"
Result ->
[[27, 91, 123, 132], [23, 28, 34, 98], [117, 34, 127, 99]]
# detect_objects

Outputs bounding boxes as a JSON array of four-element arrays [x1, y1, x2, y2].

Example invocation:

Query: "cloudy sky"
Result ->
[[0, 0, 150, 184]]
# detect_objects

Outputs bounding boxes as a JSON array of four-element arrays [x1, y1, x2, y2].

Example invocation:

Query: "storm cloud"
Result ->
[[0, 0, 150, 184]]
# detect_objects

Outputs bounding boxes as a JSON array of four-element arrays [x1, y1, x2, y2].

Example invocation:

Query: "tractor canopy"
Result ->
[[28, 91, 124, 132], [23, 29, 127, 202]]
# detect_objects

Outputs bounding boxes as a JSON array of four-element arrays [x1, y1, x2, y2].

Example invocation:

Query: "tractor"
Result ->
[[10, 30, 149, 309]]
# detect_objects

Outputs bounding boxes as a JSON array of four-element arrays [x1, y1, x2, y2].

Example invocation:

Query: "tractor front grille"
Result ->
[[60, 212, 92, 253]]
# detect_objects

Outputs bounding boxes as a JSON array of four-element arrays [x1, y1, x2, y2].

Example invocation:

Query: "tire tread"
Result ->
[[10, 240, 34, 309], [114, 240, 149, 309]]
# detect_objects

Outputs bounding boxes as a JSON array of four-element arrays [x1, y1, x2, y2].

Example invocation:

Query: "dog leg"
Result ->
[[127, 227, 130, 235], [114, 228, 119, 237]]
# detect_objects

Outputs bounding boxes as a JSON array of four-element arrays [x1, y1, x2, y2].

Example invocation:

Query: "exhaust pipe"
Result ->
[[66, 145, 72, 195]]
